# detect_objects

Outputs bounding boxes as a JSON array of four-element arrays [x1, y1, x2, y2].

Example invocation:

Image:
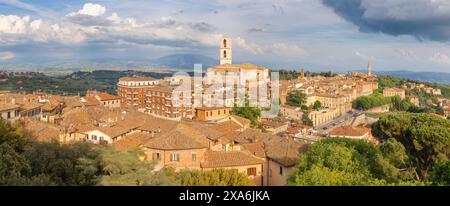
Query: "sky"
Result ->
[[0, 0, 450, 72]]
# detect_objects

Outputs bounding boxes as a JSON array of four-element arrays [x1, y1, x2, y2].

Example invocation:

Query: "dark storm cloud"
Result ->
[[321, 0, 450, 42]]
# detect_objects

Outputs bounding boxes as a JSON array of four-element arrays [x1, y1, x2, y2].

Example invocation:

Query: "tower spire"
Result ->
[[220, 37, 232, 65]]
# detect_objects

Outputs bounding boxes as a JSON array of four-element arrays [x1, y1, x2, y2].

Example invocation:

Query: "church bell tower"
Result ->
[[367, 62, 372, 76], [220, 37, 232, 65]]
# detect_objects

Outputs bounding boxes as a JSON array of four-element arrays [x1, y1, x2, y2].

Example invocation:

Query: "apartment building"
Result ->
[[117, 76, 159, 108], [146, 85, 192, 120]]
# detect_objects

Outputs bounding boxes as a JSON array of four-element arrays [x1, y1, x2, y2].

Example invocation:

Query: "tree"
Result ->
[[23, 141, 101, 186], [429, 160, 450, 186], [313, 100, 322, 110], [372, 112, 450, 179], [288, 138, 418, 186], [302, 111, 313, 126], [352, 93, 392, 110], [177, 169, 254, 186], [98, 147, 157, 186], [0, 143, 31, 183], [286, 91, 307, 107], [231, 105, 261, 127], [300, 105, 309, 110], [0, 119, 29, 152]]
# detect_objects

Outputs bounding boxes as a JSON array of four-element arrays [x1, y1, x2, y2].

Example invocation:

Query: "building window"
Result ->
[[223, 50, 227, 58], [7, 111, 10, 118], [152, 153, 161, 160], [279, 166, 283, 176], [191, 153, 197, 162], [223, 39, 227, 48], [92, 135, 97, 141], [247, 167, 256, 176], [170, 153, 180, 162], [218, 110, 220, 115]]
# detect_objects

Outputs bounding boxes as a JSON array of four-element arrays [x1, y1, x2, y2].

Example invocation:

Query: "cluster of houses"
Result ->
[[0, 37, 390, 186]]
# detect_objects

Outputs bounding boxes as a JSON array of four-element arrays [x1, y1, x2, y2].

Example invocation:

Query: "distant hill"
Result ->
[[374, 70, 450, 85], [153, 54, 217, 69]]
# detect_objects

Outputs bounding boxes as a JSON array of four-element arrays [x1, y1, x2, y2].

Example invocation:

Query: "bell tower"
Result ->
[[220, 37, 232, 65], [367, 62, 372, 76]]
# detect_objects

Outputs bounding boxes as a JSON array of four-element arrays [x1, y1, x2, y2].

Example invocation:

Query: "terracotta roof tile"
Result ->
[[112, 132, 153, 151], [145, 124, 209, 150], [201, 151, 264, 168], [96, 92, 121, 101], [329, 126, 370, 137]]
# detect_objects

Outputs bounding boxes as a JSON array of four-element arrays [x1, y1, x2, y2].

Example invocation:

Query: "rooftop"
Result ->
[[96, 92, 122, 101], [119, 76, 157, 81], [329, 126, 371, 137], [0, 103, 19, 112], [145, 124, 209, 150], [201, 151, 264, 168]]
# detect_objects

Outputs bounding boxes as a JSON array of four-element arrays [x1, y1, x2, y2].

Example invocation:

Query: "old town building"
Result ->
[[117, 76, 159, 108]]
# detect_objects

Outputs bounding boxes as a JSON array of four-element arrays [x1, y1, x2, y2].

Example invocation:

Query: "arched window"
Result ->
[[223, 39, 227, 48], [223, 50, 227, 58]]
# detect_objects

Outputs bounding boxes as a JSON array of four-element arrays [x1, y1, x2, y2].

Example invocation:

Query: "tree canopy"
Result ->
[[372, 112, 450, 179], [352, 93, 393, 110], [288, 138, 423, 186], [313, 100, 322, 110], [177, 169, 254, 186], [286, 91, 307, 107]]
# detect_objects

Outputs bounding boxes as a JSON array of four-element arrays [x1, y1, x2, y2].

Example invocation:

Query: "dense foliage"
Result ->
[[313, 100, 322, 110], [428, 160, 450, 186], [289, 112, 450, 186], [178, 169, 254, 186], [288, 138, 421, 186], [286, 91, 307, 107], [377, 76, 405, 91], [372, 112, 450, 179], [231, 97, 262, 127], [352, 93, 393, 110]]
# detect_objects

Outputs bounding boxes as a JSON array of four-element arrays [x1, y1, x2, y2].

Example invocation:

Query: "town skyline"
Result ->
[[1, 0, 450, 72]]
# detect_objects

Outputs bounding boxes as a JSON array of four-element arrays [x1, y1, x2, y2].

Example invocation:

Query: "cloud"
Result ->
[[248, 28, 265, 33], [235, 37, 264, 54], [0, 0, 54, 19], [189, 22, 215, 32], [430, 52, 450, 64], [0, 51, 15, 60], [67, 3, 106, 17], [270, 43, 305, 56], [321, 0, 450, 42], [235, 37, 305, 57], [355, 51, 375, 61], [65, 3, 110, 26], [0, 14, 85, 45]]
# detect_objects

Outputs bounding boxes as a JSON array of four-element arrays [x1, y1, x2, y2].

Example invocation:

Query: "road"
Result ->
[[316, 109, 363, 133]]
